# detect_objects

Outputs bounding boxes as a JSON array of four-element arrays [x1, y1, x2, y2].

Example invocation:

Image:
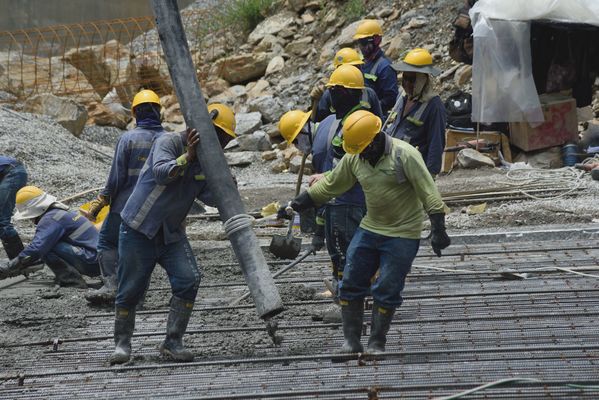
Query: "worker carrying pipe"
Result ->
[[110, 104, 237, 365], [84, 89, 166, 305], [279, 110, 450, 359]]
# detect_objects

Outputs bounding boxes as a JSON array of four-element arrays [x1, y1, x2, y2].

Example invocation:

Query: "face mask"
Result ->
[[330, 87, 362, 119], [359, 133, 384, 165]]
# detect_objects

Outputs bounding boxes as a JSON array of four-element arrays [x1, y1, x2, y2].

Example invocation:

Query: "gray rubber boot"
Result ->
[[366, 304, 396, 359], [45, 258, 88, 288], [2, 234, 24, 260], [110, 307, 136, 365], [85, 250, 118, 304], [159, 296, 195, 362], [332, 299, 364, 362]]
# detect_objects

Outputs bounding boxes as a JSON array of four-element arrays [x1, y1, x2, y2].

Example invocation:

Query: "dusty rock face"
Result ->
[[319, 19, 384, 65], [248, 12, 297, 45], [23, 94, 88, 137], [237, 130, 272, 152], [204, 78, 231, 98], [215, 53, 270, 85], [265, 56, 285, 76], [248, 95, 285, 123], [386, 32, 412, 60], [225, 152, 257, 167], [285, 36, 313, 56], [235, 112, 263, 136], [87, 102, 129, 129]]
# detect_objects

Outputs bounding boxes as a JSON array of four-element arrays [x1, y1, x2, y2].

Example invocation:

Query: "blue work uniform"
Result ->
[[385, 94, 447, 175], [0, 156, 27, 240], [362, 49, 399, 118], [315, 87, 383, 123], [96, 123, 165, 278], [20, 208, 100, 277], [116, 132, 214, 310], [311, 115, 366, 284]]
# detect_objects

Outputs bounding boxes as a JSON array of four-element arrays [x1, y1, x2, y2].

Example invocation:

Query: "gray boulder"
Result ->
[[23, 94, 88, 137], [235, 112, 263, 136]]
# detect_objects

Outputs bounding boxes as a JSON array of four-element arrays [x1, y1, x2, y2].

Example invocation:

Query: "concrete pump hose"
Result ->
[[223, 214, 254, 237]]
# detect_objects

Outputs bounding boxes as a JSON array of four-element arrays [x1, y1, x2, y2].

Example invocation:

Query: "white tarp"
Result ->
[[469, 0, 599, 123]]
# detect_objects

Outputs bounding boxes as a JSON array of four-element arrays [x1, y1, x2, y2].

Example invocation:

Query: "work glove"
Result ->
[[309, 83, 325, 102], [0, 257, 22, 279], [311, 222, 325, 252], [87, 194, 109, 220], [277, 191, 317, 220], [429, 213, 451, 257]]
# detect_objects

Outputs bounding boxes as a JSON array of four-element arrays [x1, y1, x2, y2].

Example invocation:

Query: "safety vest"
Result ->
[[363, 57, 384, 83], [384, 93, 430, 143]]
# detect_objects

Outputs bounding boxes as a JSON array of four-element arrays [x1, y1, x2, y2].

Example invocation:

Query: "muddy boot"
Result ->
[[366, 304, 395, 359], [85, 274, 117, 305], [159, 296, 194, 362], [110, 307, 136, 365], [1, 234, 24, 259], [332, 299, 364, 362], [46, 258, 88, 289]]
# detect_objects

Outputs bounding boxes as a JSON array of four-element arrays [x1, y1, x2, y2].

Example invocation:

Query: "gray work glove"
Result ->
[[430, 213, 450, 257]]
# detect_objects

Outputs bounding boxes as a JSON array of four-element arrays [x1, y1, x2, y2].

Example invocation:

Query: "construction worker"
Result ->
[[282, 110, 450, 359], [386, 48, 446, 176], [0, 186, 100, 287], [353, 20, 398, 117], [84, 89, 166, 305], [314, 48, 383, 123], [278, 66, 372, 322], [110, 103, 236, 365], [0, 156, 27, 261]]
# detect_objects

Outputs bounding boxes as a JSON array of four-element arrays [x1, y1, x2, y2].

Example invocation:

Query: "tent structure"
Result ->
[[469, 0, 599, 124]]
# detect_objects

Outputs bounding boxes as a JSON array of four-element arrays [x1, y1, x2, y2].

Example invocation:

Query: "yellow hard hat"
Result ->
[[392, 48, 441, 76], [278, 110, 312, 144], [353, 20, 383, 40], [208, 103, 236, 138], [333, 48, 364, 68], [326, 64, 365, 89], [14, 186, 58, 220], [131, 89, 161, 114], [341, 110, 382, 154]]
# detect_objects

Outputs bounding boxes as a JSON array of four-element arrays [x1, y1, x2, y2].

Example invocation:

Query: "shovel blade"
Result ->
[[269, 235, 302, 259]]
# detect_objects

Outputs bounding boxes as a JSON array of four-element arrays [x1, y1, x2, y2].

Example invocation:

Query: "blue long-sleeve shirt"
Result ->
[[387, 95, 446, 175], [311, 115, 365, 207], [120, 131, 215, 244], [315, 87, 383, 123], [101, 125, 165, 214], [362, 49, 399, 117], [20, 208, 98, 263]]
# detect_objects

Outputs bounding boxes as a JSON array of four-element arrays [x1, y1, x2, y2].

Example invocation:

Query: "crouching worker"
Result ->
[[0, 186, 100, 287], [110, 104, 236, 365], [281, 110, 450, 359]]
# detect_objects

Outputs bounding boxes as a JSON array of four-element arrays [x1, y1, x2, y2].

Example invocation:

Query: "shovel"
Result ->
[[269, 211, 302, 259]]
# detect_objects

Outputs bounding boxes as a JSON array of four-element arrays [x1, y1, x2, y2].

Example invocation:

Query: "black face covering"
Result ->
[[330, 87, 362, 119], [215, 127, 233, 149], [359, 132, 385, 166]]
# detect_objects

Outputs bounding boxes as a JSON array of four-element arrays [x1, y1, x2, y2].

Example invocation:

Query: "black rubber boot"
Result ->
[[159, 296, 195, 362], [45, 258, 88, 288], [110, 307, 136, 365], [332, 299, 364, 362], [85, 274, 117, 304], [2, 234, 24, 260], [366, 304, 396, 359]]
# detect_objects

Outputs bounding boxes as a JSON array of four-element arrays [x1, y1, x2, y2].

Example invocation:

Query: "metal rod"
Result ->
[[149, 0, 283, 319]]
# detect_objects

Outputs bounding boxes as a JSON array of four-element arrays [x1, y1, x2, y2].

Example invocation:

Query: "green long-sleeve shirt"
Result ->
[[308, 136, 445, 239]]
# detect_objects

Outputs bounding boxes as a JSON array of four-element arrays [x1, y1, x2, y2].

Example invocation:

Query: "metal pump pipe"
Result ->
[[150, 0, 284, 319]]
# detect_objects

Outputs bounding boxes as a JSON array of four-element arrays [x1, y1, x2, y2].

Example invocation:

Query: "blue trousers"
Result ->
[[0, 163, 27, 239], [44, 241, 101, 277], [340, 227, 420, 308], [115, 223, 202, 310], [324, 204, 366, 280]]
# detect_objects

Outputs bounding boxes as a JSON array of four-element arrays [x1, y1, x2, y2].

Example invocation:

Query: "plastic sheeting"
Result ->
[[471, 0, 599, 28], [469, 0, 599, 123]]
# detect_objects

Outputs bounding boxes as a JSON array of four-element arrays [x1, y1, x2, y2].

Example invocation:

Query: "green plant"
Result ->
[[220, 0, 275, 33], [341, 0, 366, 22]]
